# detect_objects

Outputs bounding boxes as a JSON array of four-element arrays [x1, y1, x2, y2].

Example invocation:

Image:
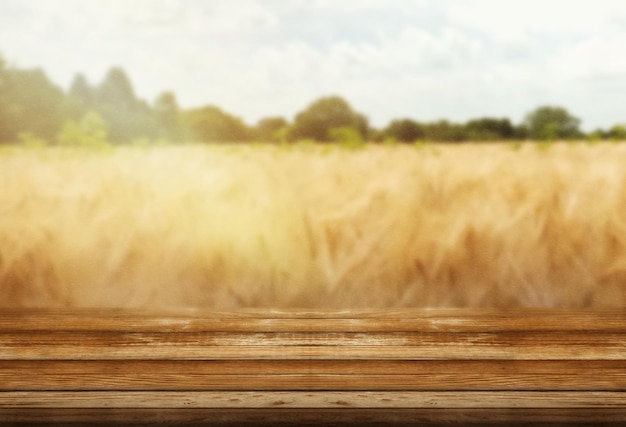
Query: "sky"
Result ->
[[1, 0, 625, 131]]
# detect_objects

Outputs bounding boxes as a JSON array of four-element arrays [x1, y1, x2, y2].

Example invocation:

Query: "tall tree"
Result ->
[[66, 73, 95, 121], [95, 67, 159, 143], [0, 57, 12, 142], [464, 117, 516, 141], [68, 73, 94, 106], [154, 91, 183, 142], [254, 116, 288, 142], [423, 120, 466, 142], [0, 58, 67, 142], [523, 106, 582, 140], [97, 67, 137, 106], [383, 118, 424, 142], [185, 105, 250, 143], [290, 96, 369, 142]]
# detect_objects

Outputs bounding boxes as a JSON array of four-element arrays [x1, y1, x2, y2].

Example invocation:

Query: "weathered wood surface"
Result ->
[[3, 408, 626, 426], [2, 391, 626, 408], [0, 308, 625, 425], [2, 359, 626, 391]]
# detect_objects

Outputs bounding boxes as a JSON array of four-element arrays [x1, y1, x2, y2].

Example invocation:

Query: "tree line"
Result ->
[[1, 58, 625, 146]]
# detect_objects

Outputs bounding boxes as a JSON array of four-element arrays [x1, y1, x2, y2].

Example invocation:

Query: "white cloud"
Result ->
[[448, 0, 624, 40], [550, 34, 626, 80], [1, 0, 626, 130]]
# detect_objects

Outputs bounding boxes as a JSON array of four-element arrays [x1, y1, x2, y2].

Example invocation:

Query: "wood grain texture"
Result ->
[[1, 360, 626, 391], [2, 391, 626, 408], [2, 330, 625, 360], [2, 408, 626, 426], [0, 309, 624, 425], [1, 308, 624, 332]]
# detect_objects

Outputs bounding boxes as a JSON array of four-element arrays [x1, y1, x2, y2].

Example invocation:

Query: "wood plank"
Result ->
[[2, 408, 626, 426], [1, 331, 624, 360], [2, 360, 626, 391], [0, 308, 624, 332], [1, 309, 624, 425], [1, 391, 626, 409]]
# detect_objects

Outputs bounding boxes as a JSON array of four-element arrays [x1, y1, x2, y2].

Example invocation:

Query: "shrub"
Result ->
[[56, 112, 110, 149], [18, 132, 48, 148], [328, 126, 364, 149]]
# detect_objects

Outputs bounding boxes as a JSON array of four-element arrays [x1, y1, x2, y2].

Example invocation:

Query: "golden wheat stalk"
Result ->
[[1, 142, 624, 308]]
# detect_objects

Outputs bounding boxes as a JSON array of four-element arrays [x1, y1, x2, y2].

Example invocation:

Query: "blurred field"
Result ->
[[0, 142, 625, 308]]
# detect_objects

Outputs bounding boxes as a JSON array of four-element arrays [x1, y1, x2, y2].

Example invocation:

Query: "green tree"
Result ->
[[523, 106, 582, 141], [97, 67, 137, 106], [56, 111, 110, 148], [66, 73, 95, 119], [95, 67, 159, 143], [254, 116, 289, 142], [423, 120, 466, 142], [383, 118, 424, 143], [464, 117, 515, 141], [328, 126, 364, 147], [68, 73, 94, 107], [154, 91, 183, 142], [0, 58, 67, 143], [587, 129, 606, 141], [608, 124, 626, 141], [185, 105, 250, 142], [0, 57, 12, 142], [290, 96, 369, 142]]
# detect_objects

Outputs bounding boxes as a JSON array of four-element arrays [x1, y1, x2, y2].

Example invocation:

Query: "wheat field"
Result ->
[[0, 142, 625, 309]]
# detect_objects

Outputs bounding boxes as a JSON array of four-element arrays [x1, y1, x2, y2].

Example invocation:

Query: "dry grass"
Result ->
[[1, 142, 625, 309]]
